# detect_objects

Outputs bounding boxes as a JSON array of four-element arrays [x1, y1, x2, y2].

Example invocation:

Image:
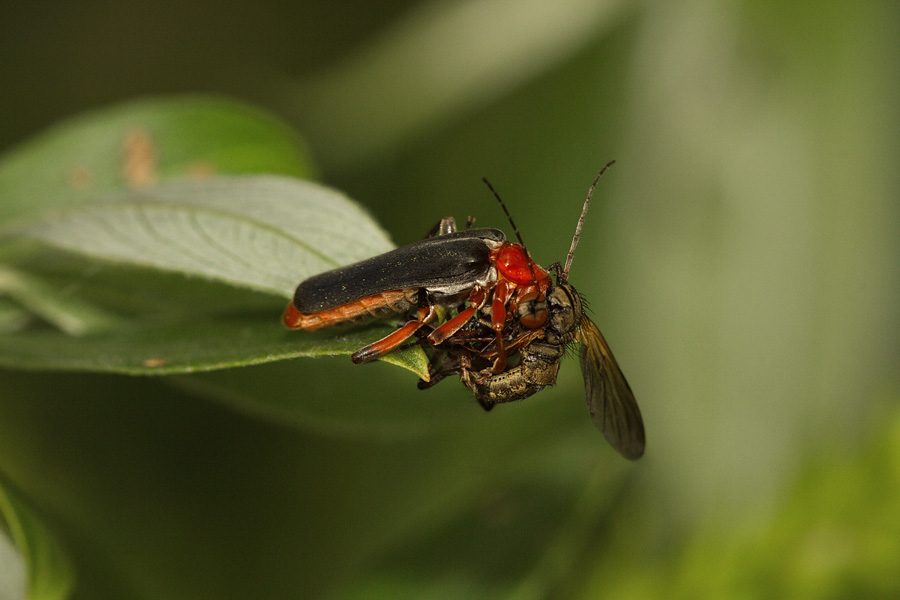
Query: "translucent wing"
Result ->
[[578, 316, 645, 459]]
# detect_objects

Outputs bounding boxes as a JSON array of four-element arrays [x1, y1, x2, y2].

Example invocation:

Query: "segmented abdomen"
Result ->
[[282, 289, 418, 331]]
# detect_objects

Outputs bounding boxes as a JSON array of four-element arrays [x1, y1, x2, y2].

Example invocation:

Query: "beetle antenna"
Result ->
[[482, 178, 528, 249], [482, 176, 542, 282], [562, 160, 615, 279]]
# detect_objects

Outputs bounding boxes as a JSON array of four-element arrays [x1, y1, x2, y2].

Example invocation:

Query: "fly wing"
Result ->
[[578, 316, 645, 459]]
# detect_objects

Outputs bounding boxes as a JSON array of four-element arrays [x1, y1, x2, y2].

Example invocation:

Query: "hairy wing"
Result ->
[[578, 316, 645, 460]]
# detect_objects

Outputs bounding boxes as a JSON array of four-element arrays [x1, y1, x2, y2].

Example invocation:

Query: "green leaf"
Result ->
[[0, 97, 429, 379], [1, 175, 395, 298], [0, 95, 314, 224], [0, 310, 425, 376], [0, 177, 428, 378], [0, 473, 75, 600], [0, 264, 122, 336]]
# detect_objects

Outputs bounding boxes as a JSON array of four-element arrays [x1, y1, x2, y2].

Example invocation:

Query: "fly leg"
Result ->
[[454, 351, 494, 411]]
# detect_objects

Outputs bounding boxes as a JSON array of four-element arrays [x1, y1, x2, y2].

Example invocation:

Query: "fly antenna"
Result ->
[[562, 160, 615, 279], [482, 177, 528, 248]]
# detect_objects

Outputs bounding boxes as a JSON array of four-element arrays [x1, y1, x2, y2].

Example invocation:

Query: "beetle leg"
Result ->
[[424, 216, 458, 238], [426, 286, 489, 345], [351, 304, 437, 364], [427, 307, 477, 345], [489, 281, 513, 373]]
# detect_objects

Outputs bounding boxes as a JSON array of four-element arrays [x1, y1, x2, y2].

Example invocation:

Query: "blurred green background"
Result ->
[[1, 1, 899, 599]]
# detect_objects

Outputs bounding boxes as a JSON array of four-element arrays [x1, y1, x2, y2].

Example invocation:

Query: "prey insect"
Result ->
[[420, 162, 645, 460]]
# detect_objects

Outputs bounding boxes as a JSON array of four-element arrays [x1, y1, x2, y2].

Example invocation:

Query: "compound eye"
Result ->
[[545, 284, 580, 342]]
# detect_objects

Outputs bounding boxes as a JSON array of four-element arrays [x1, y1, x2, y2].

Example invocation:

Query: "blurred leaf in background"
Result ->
[[0, 472, 75, 600], [1, 0, 899, 599]]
